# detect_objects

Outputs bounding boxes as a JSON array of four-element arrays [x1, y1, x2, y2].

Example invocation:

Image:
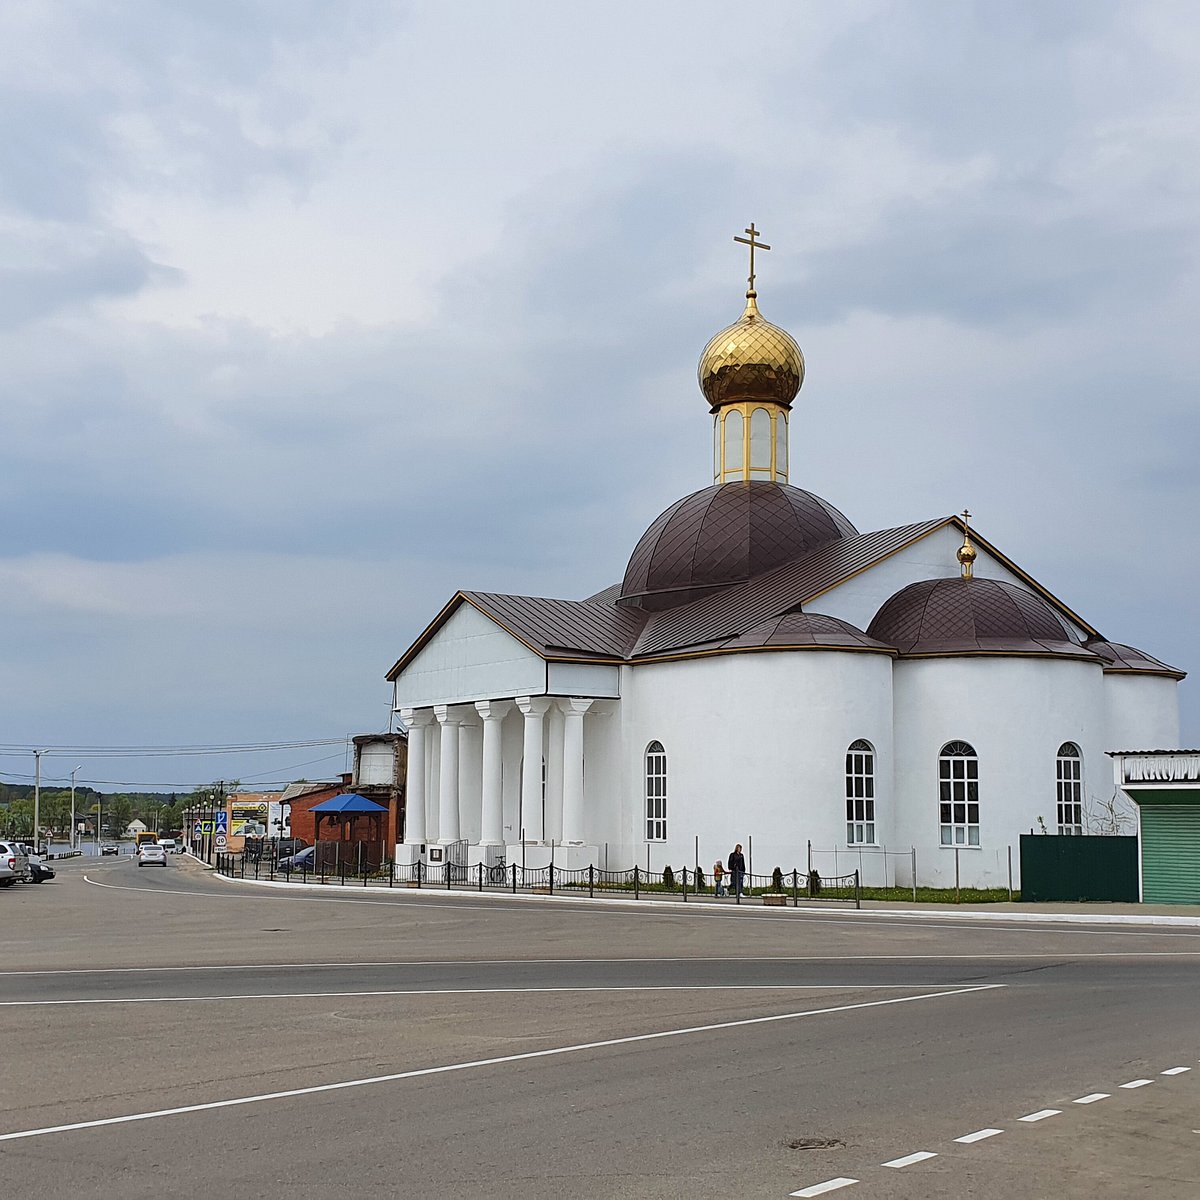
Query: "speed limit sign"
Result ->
[[215, 833, 227, 850]]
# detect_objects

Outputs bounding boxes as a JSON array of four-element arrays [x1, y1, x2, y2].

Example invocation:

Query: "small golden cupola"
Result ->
[[957, 509, 978, 579], [698, 223, 804, 484]]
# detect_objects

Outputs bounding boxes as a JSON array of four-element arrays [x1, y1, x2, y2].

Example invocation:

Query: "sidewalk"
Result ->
[[203, 862, 1200, 927]]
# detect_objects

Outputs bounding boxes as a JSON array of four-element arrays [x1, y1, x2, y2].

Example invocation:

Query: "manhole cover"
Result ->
[[785, 1137, 845, 1151]]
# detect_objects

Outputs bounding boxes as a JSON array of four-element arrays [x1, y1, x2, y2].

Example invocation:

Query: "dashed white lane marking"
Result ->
[[1162, 1067, 1190, 1075], [955, 1128, 1004, 1143], [789, 1179, 859, 1197], [1019, 1109, 1061, 1122], [882, 1151, 937, 1168], [0, 985, 997, 1143], [1074, 1093, 1110, 1104], [1121, 1079, 1154, 1089]]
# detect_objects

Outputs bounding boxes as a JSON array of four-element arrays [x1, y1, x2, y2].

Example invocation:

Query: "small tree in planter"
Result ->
[[662, 865, 675, 889], [695, 866, 706, 891], [771, 866, 784, 893]]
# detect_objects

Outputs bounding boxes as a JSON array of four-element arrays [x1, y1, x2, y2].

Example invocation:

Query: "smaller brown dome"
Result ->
[[721, 611, 895, 654], [868, 577, 1100, 660], [1085, 639, 1186, 680]]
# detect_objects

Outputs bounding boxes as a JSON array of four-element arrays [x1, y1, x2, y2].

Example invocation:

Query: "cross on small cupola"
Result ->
[[733, 222, 771, 295], [957, 509, 978, 579]]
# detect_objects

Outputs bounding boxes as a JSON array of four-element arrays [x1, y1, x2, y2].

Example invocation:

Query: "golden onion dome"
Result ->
[[698, 291, 805, 412]]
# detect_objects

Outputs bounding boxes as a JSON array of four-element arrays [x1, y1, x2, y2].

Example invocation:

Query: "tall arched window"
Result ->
[[749, 407, 771, 478], [1057, 742, 1083, 835], [845, 739, 875, 845], [645, 741, 667, 841], [939, 741, 979, 846]]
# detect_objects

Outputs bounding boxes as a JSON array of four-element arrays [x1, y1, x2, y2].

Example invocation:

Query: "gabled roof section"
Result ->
[[385, 591, 647, 681], [631, 517, 947, 658]]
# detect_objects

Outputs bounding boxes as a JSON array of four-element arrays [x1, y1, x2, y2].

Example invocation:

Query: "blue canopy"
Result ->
[[309, 793, 388, 814]]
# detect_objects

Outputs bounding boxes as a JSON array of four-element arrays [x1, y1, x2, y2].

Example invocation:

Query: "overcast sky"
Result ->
[[2, 0, 1197, 795]]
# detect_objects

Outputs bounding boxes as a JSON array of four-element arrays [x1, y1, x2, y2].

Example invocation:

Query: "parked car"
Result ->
[[0, 841, 29, 887], [137, 843, 168, 867], [278, 846, 315, 873], [13, 844, 55, 883], [100, 843, 120, 856]]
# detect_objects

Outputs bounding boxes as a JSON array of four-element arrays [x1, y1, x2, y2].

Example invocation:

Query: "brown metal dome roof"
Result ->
[[618, 482, 857, 612], [1084, 638, 1186, 680], [867, 577, 1101, 660], [720, 610, 895, 654]]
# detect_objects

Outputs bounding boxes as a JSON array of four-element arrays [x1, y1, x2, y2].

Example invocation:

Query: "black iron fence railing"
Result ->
[[212, 848, 861, 908]]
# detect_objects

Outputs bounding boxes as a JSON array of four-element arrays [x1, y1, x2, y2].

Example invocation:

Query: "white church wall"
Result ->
[[617, 650, 895, 876], [547, 662, 620, 698], [1103, 674, 1181, 753], [392, 602, 546, 709], [809, 524, 1091, 640], [582, 704, 622, 858], [891, 656, 1107, 889]]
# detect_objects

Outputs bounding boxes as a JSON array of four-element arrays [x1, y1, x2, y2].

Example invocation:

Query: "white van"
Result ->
[[158, 838, 178, 854]]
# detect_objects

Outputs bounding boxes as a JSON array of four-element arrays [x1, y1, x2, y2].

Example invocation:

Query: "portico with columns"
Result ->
[[395, 690, 610, 871]]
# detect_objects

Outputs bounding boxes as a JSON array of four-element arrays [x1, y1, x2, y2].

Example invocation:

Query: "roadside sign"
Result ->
[[215, 833, 227, 850], [201, 820, 214, 834], [215, 813, 228, 833], [193, 823, 203, 837]]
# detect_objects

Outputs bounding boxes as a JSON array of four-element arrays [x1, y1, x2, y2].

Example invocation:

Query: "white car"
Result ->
[[137, 843, 168, 867], [158, 838, 178, 854]]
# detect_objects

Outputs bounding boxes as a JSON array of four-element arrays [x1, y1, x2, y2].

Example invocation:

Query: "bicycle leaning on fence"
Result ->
[[488, 856, 508, 885]]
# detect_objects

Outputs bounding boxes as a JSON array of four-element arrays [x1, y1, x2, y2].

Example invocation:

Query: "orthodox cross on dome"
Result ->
[[957, 509, 977, 580], [733, 222, 771, 294]]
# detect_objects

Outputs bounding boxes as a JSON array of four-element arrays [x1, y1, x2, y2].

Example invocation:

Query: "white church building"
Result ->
[[386, 234, 1184, 889]]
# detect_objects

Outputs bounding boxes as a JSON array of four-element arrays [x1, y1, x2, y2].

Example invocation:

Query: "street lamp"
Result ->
[[70, 765, 82, 851], [32, 749, 46, 854]]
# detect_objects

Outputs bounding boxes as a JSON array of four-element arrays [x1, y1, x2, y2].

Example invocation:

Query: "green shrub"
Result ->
[[662, 865, 675, 889], [771, 866, 784, 892]]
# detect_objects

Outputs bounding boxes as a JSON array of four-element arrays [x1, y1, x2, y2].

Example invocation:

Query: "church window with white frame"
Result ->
[[939, 741, 979, 846], [645, 741, 667, 841], [845, 739, 875, 844], [1056, 742, 1083, 835]]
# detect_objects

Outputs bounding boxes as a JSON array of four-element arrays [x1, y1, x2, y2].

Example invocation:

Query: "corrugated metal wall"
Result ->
[[1140, 806, 1200, 905]]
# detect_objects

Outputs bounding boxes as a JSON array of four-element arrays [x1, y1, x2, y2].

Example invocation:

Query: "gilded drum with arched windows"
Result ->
[[698, 292, 804, 412]]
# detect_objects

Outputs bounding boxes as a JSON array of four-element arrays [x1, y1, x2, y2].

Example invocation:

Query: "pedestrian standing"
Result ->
[[713, 860, 725, 896], [728, 843, 746, 898]]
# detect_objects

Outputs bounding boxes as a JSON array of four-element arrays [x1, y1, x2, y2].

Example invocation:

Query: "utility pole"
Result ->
[[70, 765, 82, 851], [32, 749, 46, 853]]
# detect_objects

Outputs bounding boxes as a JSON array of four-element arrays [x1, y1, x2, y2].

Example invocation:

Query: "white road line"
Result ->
[[790, 1179, 859, 1197], [1074, 1094, 1110, 1104], [1018, 1109, 1061, 1122], [955, 1128, 1003, 1143], [6, 950, 1195, 978], [0, 984, 962, 1008], [1121, 1079, 1154, 1089], [0, 985, 999, 1143], [882, 1151, 937, 1168], [1162, 1067, 1191, 1075]]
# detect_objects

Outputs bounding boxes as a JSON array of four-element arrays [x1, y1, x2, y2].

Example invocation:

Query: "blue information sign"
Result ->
[[215, 812, 228, 833]]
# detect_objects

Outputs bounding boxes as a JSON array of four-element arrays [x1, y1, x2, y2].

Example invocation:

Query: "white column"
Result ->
[[475, 700, 511, 846], [546, 706, 565, 843], [434, 705, 461, 844], [560, 698, 593, 844], [400, 708, 431, 845], [516, 696, 552, 841]]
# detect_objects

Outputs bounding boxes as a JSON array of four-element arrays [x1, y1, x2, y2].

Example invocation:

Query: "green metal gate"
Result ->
[[1140, 806, 1200, 904], [1019, 834, 1138, 903]]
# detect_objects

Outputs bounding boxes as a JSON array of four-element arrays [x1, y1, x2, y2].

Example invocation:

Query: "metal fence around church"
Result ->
[[213, 845, 861, 908]]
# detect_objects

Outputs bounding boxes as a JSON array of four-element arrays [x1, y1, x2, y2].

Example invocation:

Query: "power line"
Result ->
[[0, 737, 349, 759]]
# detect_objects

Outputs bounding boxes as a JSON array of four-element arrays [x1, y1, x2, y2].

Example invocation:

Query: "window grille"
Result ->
[[645, 741, 667, 841], [845, 739, 875, 844], [939, 741, 979, 846]]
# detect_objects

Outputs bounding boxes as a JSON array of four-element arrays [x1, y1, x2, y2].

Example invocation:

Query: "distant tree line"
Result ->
[[0, 781, 236, 841]]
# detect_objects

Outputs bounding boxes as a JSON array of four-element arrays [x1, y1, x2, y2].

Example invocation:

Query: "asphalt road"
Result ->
[[1, 856, 1198, 1199]]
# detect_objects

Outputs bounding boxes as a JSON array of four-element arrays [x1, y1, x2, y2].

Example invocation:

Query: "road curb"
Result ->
[[206, 870, 1200, 927]]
